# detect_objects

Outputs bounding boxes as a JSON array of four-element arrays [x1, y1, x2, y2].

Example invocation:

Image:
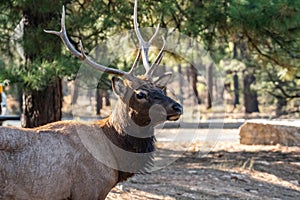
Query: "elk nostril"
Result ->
[[172, 103, 183, 114]]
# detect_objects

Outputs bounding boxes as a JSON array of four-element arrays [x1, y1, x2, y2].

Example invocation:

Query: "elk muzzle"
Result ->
[[166, 102, 183, 121]]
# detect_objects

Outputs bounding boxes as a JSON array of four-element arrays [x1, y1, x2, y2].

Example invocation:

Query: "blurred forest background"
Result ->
[[0, 0, 300, 128]]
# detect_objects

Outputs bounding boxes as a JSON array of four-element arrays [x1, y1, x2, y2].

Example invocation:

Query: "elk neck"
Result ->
[[109, 99, 155, 135], [106, 99, 155, 153], [104, 98, 156, 181]]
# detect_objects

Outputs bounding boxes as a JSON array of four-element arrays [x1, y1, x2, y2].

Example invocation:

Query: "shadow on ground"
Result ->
[[107, 142, 300, 200]]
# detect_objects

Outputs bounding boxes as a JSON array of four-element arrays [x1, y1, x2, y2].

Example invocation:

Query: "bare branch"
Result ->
[[245, 32, 283, 67]]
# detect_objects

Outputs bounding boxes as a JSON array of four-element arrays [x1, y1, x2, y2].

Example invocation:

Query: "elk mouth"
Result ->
[[166, 103, 183, 121], [167, 109, 183, 121], [150, 111, 182, 123], [167, 113, 181, 121], [149, 104, 183, 122]]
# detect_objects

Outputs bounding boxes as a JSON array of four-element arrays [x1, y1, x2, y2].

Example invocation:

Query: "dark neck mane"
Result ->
[[104, 100, 156, 182], [103, 123, 156, 154]]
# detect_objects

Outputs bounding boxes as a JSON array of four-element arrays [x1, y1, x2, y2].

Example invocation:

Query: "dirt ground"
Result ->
[[106, 139, 300, 199]]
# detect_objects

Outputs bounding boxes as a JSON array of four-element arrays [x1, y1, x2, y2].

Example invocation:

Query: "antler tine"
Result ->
[[44, 6, 82, 59], [134, 0, 160, 73], [148, 23, 160, 45], [146, 37, 166, 77], [134, 0, 146, 46], [129, 48, 141, 75], [44, 6, 133, 80]]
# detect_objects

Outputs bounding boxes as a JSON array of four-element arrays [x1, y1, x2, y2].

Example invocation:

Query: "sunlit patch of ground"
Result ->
[[107, 133, 300, 200]]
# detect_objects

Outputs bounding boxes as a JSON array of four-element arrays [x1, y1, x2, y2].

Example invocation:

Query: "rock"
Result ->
[[255, 161, 270, 165], [249, 189, 259, 194], [239, 121, 300, 146], [290, 180, 299, 186], [230, 173, 249, 183]]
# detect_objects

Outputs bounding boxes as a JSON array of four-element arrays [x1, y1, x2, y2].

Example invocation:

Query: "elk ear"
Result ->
[[154, 72, 172, 89], [112, 77, 126, 98]]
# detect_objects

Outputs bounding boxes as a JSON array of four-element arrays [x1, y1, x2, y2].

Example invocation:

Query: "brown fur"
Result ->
[[0, 77, 182, 200], [27, 1, 183, 198]]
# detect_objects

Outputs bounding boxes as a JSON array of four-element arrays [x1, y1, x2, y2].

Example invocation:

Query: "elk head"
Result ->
[[45, 0, 183, 132]]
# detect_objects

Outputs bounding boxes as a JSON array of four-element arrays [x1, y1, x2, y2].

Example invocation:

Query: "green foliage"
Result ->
[[0, 0, 299, 111], [257, 64, 300, 99]]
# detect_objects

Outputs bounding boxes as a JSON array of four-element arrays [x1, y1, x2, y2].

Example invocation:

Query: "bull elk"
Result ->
[[0, 0, 182, 199]]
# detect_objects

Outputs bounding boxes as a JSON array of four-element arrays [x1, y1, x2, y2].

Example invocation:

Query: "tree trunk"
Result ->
[[71, 81, 79, 105], [21, 2, 62, 128], [275, 97, 287, 117], [190, 65, 201, 104], [95, 89, 111, 116], [96, 88, 103, 116], [178, 64, 184, 104], [243, 73, 259, 113], [233, 72, 239, 107], [22, 77, 62, 128], [104, 90, 110, 107], [206, 63, 213, 109]]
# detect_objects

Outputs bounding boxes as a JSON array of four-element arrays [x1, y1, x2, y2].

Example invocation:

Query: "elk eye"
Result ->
[[136, 91, 147, 99]]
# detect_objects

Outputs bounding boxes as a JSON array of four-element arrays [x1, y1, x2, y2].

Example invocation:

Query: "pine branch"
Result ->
[[245, 32, 283, 66]]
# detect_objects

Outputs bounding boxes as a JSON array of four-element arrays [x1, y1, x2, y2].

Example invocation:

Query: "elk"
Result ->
[[0, 0, 182, 199]]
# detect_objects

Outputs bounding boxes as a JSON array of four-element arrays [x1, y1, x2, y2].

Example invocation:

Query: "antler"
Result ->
[[128, 48, 141, 75], [44, 6, 134, 81], [133, 0, 166, 78], [146, 37, 166, 77], [45, 1, 165, 80]]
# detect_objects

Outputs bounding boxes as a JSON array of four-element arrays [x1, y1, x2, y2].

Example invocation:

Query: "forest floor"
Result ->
[[4, 94, 300, 199], [106, 129, 300, 200]]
